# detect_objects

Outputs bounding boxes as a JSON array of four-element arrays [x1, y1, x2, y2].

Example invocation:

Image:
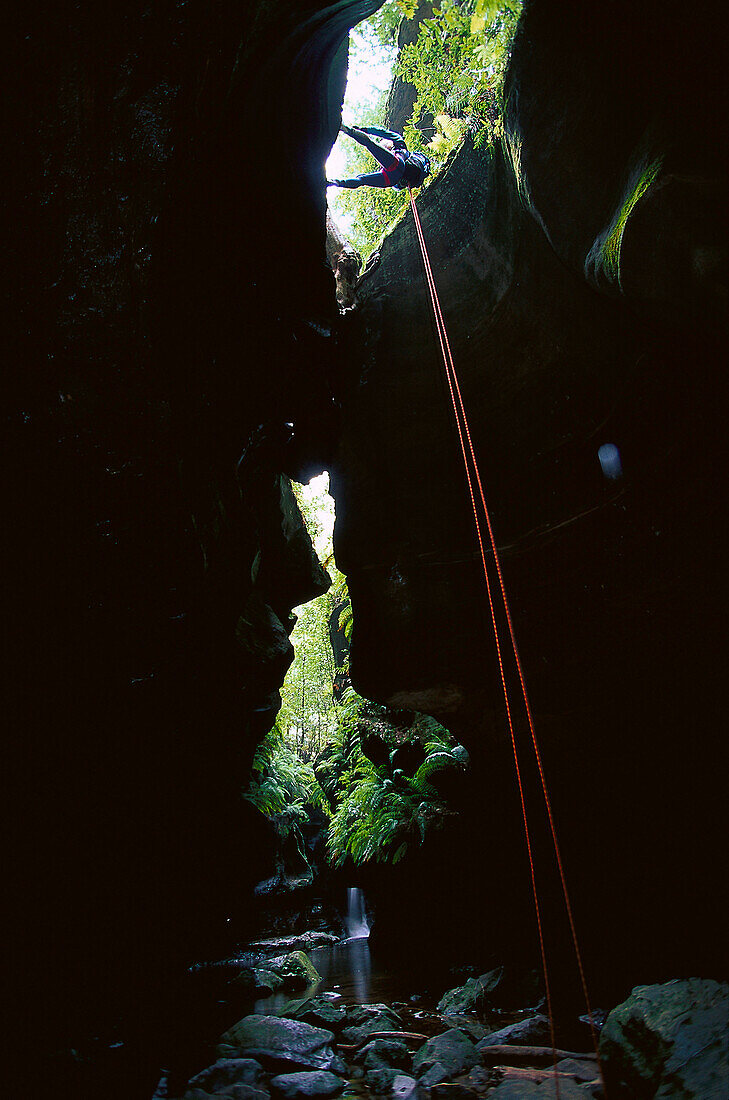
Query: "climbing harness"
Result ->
[[408, 188, 606, 1098], [382, 153, 406, 188]]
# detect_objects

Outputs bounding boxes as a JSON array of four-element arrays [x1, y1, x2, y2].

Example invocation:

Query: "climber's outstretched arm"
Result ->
[[358, 125, 404, 145]]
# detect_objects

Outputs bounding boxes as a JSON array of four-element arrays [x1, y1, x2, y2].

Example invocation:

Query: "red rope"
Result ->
[[408, 188, 605, 1087]]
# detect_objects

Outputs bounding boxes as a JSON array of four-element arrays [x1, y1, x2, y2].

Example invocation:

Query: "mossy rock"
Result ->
[[275, 950, 322, 990]]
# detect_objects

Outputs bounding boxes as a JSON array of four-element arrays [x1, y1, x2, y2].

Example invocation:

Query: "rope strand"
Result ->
[[409, 188, 606, 1089], [409, 190, 560, 1091]]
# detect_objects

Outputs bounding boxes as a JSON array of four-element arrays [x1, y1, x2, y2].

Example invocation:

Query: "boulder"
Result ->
[[218, 1016, 338, 1072], [599, 978, 729, 1098], [365, 1067, 400, 1094], [346, 1003, 402, 1026], [437, 1016, 486, 1042], [360, 1039, 412, 1073], [269, 1071, 346, 1100], [185, 1059, 264, 1094], [554, 1058, 603, 1085], [486, 1079, 595, 1099], [477, 1014, 551, 1048], [254, 969, 284, 995], [413, 1030, 479, 1079]]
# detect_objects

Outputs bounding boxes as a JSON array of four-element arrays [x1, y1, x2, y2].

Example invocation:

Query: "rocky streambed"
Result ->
[[155, 940, 729, 1099]]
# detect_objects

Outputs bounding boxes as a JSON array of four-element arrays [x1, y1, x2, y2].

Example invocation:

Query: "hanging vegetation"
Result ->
[[399, 0, 522, 150]]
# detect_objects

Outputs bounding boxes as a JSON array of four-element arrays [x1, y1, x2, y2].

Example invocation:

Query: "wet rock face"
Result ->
[[503, 0, 727, 332], [600, 979, 729, 1098], [331, 0, 727, 995]]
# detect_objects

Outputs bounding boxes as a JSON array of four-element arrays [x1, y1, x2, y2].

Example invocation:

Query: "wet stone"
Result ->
[[488, 1077, 595, 1099], [365, 1067, 399, 1094], [418, 1062, 451, 1088], [391, 1074, 418, 1100], [413, 1030, 479, 1079], [183, 1087, 269, 1100], [269, 1070, 346, 1100], [360, 1039, 412, 1072], [554, 1058, 602, 1084], [599, 978, 729, 1099], [291, 996, 348, 1031], [341, 1014, 405, 1044]]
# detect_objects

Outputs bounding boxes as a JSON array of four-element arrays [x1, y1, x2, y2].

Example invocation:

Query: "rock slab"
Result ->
[[185, 1059, 264, 1094], [477, 1014, 551, 1048], [218, 1016, 338, 1072], [437, 969, 504, 1016], [340, 1003, 403, 1045]]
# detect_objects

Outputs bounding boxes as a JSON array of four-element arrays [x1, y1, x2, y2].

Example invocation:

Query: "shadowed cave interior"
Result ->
[[2, 0, 728, 1095]]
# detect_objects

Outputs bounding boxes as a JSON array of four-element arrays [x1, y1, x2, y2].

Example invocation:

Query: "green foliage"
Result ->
[[312, 686, 364, 808], [326, 730, 469, 867], [398, 0, 522, 154], [337, 600, 354, 643], [244, 722, 327, 829], [332, 571, 354, 645], [360, 0, 403, 46]]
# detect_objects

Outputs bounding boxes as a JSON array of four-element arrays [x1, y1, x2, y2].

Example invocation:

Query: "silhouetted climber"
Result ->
[[328, 124, 430, 190]]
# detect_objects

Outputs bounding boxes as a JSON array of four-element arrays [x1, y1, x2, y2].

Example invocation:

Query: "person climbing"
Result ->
[[327, 124, 430, 191]]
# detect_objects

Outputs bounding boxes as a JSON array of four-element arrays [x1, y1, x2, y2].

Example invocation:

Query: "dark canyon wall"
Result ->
[[2, 0, 376, 1092]]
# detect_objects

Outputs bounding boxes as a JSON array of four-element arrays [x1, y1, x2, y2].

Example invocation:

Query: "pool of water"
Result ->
[[253, 934, 428, 1014]]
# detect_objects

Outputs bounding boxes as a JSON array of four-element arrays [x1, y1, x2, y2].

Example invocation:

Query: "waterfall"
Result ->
[[345, 887, 370, 940]]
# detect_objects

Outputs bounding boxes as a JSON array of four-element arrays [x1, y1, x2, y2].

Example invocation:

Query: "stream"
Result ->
[[253, 889, 424, 1013]]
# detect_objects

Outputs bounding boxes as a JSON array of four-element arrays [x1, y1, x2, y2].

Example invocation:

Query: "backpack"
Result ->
[[395, 152, 431, 189]]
